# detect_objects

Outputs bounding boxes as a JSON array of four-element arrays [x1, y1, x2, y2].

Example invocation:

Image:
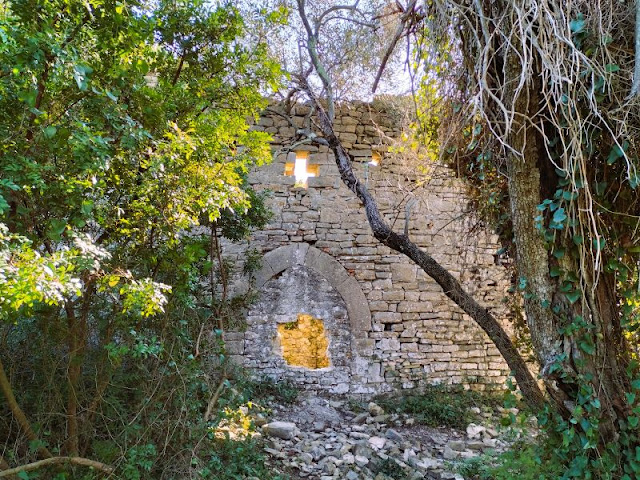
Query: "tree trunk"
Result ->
[[503, 53, 630, 440], [0, 357, 53, 460]]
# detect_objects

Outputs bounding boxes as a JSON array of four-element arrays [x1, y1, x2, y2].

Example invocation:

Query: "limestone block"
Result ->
[[373, 312, 402, 323], [263, 422, 298, 440], [308, 176, 337, 188], [378, 338, 401, 351], [224, 340, 245, 355], [390, 263, 417, 283], [350, 149, 373, 157], [338, 132, 358, 142], [369, 301, 390, 311], [341, 276, 372, 332], [320, 209, 342, 223], [382, 290, 404, 301], [251, 260, 275, 289], [397, 302, 432, 313], [263, 243, 309, 276]]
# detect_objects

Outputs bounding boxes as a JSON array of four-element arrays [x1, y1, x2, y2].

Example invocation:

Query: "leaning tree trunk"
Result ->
[[302, 91, 546, 413]]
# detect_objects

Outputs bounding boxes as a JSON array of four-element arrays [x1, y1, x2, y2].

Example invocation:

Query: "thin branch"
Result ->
[[203, 372, 227, 422], [297, 0, 335, 120], [372, 0, 417, 93], [316, 3, 362, 31], [0, 357, 53, 459], [0, 457, 114, 478], [172, 53, 186, 86]]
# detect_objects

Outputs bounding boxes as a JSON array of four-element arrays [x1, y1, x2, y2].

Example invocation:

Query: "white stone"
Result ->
[[368, 436, 386, 449], [466, 423, 486, 439], [367, 402, 385, 416], [263, 421, 298, 440]]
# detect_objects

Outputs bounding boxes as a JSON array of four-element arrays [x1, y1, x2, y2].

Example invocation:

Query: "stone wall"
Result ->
[[221, 100, 515, 396]]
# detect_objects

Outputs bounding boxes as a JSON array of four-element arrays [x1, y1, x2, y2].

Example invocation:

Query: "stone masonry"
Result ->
[[221, 100, 515, 396]]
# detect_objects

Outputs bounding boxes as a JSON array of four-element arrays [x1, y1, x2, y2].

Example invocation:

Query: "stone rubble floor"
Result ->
[[250, 392, 534, 480]]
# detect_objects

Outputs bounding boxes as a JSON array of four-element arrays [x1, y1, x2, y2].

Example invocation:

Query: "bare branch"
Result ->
[[372, 0, 418, 93], [316, 3, 365, 31], [297, 0, 335, 120]]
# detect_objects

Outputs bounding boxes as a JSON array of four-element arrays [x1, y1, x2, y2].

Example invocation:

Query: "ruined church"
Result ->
[[221, 100, 515, 396]]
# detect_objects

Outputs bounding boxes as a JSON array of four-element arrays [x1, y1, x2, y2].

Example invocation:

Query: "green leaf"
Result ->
[[573, 234, 584, 245], [553, 207, 567, 224], [0, 195, 9, 214], [43, 125, 57, 138], [605, 63, 619, 73], [578, 339, 595, 354], [81, 200, 94, 215], [518, 277, 527, 290], [566, 290, 581, 304], [607, 141, 629, 165], [48, 219, 67, 240], [592, 237, 606, 251], [570, 15, 586, 34]]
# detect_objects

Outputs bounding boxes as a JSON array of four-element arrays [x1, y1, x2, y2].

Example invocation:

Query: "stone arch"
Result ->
[[252, 243, 372, 357]]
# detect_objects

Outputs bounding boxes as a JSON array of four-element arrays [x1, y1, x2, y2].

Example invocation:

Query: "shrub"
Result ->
[[375, 384, 501, 429]]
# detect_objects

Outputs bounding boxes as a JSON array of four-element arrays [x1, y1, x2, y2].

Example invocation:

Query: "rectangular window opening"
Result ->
[[369, 151, 382, 167], [284, 151, 318, 187]]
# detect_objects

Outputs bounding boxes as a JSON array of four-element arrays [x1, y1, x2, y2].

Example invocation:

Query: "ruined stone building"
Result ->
[[221, 100, 515, 396]]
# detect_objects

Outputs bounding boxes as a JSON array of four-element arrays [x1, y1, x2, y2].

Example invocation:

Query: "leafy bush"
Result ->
[[375, 384, 501, 429], [376, 457, 409, 479], [196, 435, 289, 480], [455, 441, 564, 480], [237, 377, 300, 405]]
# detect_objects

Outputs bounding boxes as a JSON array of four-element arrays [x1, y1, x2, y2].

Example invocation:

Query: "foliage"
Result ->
[[418, 0, 640, 476], [200, 435, 288, 480], [455, 441, 564, 480], [233, 376, 300, 406], [375, 385, 501, 429], [375, 457, 408, 479], [0, 0, 284, 476]]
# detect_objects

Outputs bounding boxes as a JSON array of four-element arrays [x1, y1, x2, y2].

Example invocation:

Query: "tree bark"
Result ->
[[502, 51, 630, 439], [0, 456, 114, 478]]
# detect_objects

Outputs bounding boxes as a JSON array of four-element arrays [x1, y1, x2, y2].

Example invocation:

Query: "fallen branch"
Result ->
[[0, 457, 114, 478], [0, 456, 16, 480]]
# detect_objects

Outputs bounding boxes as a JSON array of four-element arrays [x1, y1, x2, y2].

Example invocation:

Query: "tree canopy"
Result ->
[[0, 0, 284, 477]]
